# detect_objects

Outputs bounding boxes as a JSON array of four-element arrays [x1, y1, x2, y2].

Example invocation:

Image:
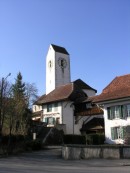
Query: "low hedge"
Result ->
[[86, 133, 105, 145], [0, 135, 43, 155], [24, 139, 43, 151], [63, 134, 86, 144]]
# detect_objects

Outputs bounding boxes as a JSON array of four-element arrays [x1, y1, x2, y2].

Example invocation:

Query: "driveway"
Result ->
[[0, 147, 130, 173]]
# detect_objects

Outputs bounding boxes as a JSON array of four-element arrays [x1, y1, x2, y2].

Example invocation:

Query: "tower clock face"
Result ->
[[58, 57, 67, 68]]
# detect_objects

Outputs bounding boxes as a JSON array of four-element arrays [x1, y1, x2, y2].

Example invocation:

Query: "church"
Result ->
[[33, 44, 104, 135]]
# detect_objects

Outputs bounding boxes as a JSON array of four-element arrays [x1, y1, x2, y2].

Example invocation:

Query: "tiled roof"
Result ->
[[35, 82, 87, 105], [74, 79, 97, 93], [51, 44, 69, 55], [34, 94, 46, 105], [94, 74, 130, 103], [35, 84, 72, 104], [76, 106, 104, 116]]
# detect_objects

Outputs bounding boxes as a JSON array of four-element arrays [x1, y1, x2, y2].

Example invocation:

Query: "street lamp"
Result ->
[[0, 73, 11, 135]]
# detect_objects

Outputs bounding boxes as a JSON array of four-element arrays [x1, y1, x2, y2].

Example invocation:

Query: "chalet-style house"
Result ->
[[94, 74, 130, 144], [33, 44, 104, 135]]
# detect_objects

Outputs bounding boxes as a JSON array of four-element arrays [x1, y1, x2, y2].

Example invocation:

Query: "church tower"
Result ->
[[46, 44, 71, 95]]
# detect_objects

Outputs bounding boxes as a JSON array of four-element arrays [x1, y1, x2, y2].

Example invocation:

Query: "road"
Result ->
[[0, 148, 130, 173]]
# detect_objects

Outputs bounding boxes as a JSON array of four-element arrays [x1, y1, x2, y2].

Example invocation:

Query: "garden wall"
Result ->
[[62, 145, 130, 160]]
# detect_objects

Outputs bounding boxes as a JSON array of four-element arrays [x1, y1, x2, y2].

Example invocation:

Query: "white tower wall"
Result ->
[[46, 45, 71, 94]]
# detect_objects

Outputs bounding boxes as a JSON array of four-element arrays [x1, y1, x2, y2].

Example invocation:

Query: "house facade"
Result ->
[[34, 78, 100, 134], [33, 44, 103, 135], [33, 44, 130, 143], [94, 74, 130, 144]]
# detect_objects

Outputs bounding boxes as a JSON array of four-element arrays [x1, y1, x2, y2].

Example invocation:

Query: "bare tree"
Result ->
[[0, 73, 11, 135], [0, 73, 39, 136], [25, 82, 39, 108]]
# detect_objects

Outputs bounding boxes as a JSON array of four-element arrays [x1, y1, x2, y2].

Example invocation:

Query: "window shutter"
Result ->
[[107, 107, 111, 119], [53, 118, 55, 124], [123, 105, 127, 119], [111, 127, 118, 140], [120, 105, 123, 119], [111, 107, 115, 119], [122, 126, 126, 140], [119, 105, 123, 119], [111, 127, 115, 140], [119, 126, 126, 140], [45, 117, 48, 123], [126, 105, 130, 117], [114, 128, 118, 139], [120, 127, 124, 139]]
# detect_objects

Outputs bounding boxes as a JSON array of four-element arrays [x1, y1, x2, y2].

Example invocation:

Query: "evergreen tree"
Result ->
[[12, 72, 28, 135], [12, 72, 26, 100], [1, 72, 38, 136]]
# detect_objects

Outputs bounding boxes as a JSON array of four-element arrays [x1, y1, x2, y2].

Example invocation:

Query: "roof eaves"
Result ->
[[94, 96, 130, 104], [41, 98, 69, 105]]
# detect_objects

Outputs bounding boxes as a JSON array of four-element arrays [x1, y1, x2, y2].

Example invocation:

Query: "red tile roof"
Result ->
[[34, 79, 98, 105], [35, 82, 87, 105], [35, 84, 73, 104], [76, 106, 104, 116], [94, 74, 130, 103]]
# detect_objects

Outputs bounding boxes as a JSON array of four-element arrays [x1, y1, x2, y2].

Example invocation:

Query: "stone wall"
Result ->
[[62, 145, 130, 160]]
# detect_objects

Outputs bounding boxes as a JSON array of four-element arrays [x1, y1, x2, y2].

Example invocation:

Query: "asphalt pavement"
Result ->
[[0, 147, 130, 173], [1, 146, 130, 167]]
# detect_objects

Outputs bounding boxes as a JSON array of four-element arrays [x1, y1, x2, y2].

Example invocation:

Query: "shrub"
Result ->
[[63, 134, 86, 144], [25, 139, 42, 151], [86, 133, 105, 145], [0, 135, 25, 155]]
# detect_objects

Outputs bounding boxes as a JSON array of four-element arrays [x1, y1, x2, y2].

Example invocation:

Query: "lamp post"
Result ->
[[0, 73, 11, 135]]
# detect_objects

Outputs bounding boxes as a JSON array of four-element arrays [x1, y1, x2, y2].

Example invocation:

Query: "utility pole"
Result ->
[[0, 73, 11, 136]]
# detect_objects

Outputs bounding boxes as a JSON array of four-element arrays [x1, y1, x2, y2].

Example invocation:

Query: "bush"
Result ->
[[0, 135, 25, 155], [0, 135, 43, 155], [24, 139, 42, 151], [86, 133, 105, 145], [63, 135, 86, 144]]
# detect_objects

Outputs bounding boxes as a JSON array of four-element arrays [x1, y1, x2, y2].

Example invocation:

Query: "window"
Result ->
[[120, 104, 130, 118], [54, 103, 58, 112], [47, 104, 52, 112], [111, 126, 126, 140], [56, 117, 60, 124], [107, 106, 116, 119], [127, 105, 130, 117], [45, 117, 55, 125], [107, 104, 130, 120], [107, 105, 125, 119], [114, 106, 120, 118]]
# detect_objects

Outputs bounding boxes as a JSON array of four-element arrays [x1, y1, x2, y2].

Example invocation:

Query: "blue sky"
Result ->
[[0, 0, 130, 95]]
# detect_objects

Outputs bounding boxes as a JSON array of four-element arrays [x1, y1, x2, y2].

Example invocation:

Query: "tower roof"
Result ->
[[51, 44, 69, 55], [74, 79, 97, 93]]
